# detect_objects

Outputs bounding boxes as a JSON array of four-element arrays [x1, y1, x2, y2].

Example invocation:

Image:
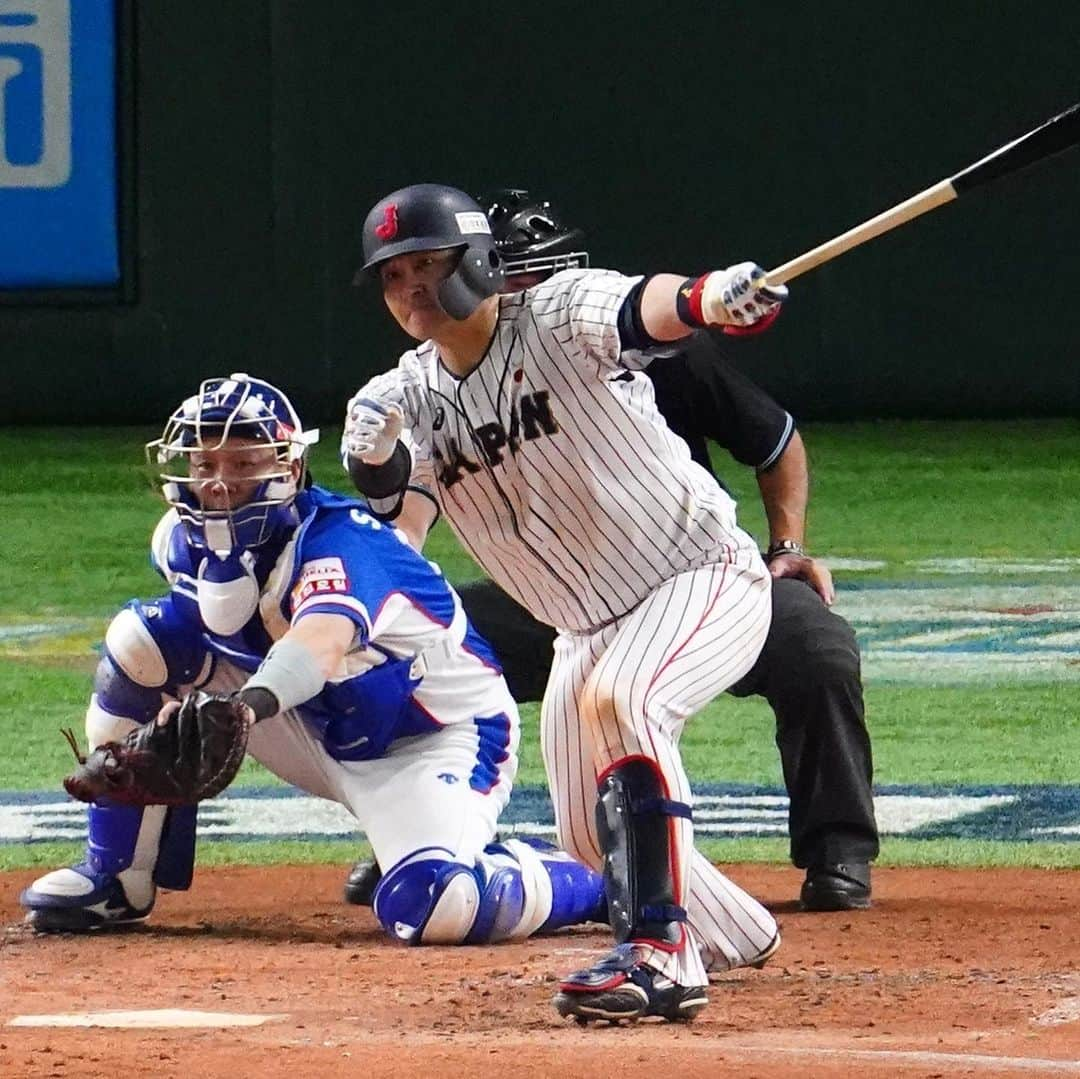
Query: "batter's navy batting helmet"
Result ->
[[359, 183, 505, 320], [480, 188, 590, 278]]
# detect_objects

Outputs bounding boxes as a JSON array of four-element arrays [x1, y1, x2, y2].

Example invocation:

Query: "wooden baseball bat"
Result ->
[[767, 101, 1080, 285]]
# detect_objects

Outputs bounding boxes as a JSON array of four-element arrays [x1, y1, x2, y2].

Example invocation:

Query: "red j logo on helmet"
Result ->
[[374, 204, 398, 241]]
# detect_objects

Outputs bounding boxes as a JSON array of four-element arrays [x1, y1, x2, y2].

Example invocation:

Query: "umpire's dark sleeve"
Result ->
[[644, 329, 794, 475]]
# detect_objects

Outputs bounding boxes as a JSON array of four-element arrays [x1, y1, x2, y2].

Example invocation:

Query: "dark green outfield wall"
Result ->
[[2, 2, 1078, 424]]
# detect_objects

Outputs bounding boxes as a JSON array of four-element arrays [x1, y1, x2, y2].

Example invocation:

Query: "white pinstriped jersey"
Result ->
[[359, 269, 763, 634]]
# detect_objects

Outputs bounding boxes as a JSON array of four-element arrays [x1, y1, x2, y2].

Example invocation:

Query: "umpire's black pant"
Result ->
[[457, 576, 879, 870]]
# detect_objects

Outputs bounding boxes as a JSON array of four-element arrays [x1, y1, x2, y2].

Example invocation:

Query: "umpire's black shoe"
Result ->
[[801, 862, 871, 911], [343, 859, 382, 907]]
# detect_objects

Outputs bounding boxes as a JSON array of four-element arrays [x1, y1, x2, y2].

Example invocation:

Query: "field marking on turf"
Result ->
[[834, 582, 1080, 682], [824, 557, 887, 571], [913, 558, 1080, 576], [5, 784, 1078, 844], [8, 580, 1078, 682], [0, 789, 1039, 844], [7, 1009, 287, 1029]]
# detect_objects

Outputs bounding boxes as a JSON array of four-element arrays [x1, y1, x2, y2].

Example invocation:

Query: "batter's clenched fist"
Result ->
[[701, 262, 788, 328], [344, 395, 404, 464]]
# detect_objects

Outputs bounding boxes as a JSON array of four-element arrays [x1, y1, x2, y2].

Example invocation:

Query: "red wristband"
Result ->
[[676, 273, 711, 327]]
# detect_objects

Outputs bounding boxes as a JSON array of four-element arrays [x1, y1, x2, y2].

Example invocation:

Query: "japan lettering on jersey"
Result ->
[[361, 269, 761, 633]]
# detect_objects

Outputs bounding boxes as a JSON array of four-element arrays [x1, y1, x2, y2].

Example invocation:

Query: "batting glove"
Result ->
[[701, 262, 788, 328], [344, 396, 404, 465]]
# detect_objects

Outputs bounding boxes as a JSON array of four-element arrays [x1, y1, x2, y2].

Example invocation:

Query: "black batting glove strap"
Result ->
[[346, 440, 411, 499], [365, 491, 406, 521], [675, 275, 708, 327]]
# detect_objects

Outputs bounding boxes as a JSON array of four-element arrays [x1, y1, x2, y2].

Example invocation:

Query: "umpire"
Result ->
[[346, 188, 878, 912]]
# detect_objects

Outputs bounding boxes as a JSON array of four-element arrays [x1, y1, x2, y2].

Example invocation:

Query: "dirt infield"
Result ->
[[2, 864, 1078, 1078]]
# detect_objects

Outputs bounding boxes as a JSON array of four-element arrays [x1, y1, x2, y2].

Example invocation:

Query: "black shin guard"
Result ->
[[595, 758, 691, 947]]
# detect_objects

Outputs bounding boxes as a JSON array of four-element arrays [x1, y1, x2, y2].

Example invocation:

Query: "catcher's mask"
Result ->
[[480, 188, 589, 281], [356, 183, 505, 319], [147, 373, 319, 556]]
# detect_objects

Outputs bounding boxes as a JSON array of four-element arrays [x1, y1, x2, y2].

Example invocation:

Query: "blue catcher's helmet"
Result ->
[[357, 183, 505, 319], [147, 373, 319, 554]]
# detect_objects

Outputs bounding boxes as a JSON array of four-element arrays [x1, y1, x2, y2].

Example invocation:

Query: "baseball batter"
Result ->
[[346, 189, 876, 915], [343, 184, 788, 1023], [21, 374, 606, 947]]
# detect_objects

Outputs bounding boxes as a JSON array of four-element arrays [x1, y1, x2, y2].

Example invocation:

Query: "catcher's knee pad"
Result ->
[[373, 852, 482, 945], [94, 597, 214, 726], [597, 757, 691, 948], [373, 848, 539, 946]]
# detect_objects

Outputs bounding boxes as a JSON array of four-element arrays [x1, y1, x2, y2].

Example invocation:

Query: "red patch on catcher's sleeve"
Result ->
[[291, 557, 351, 610]]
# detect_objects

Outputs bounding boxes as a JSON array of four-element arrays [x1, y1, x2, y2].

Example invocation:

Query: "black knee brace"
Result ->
[[595, 758, 692, 947]]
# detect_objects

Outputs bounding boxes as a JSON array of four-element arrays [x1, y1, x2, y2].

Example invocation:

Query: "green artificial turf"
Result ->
[[1, 419, 1076, 873]]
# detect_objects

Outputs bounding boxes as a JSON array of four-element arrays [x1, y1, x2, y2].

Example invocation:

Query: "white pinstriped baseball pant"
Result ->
[[540, 554, 777, 988]]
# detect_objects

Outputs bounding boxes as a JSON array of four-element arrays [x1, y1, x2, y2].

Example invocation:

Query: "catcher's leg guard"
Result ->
[[343, 839, 606, 927], [371, 839, 606, 946], [20, 797, 199, 932], [372, 851, 482, 945], [21, 602, 207, 933]]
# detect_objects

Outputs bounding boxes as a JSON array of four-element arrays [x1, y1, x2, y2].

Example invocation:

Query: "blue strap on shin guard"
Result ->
[[504, 837, 607, 932]]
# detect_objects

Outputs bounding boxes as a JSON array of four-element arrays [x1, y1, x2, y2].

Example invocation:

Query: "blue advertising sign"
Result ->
[[0, 0, 118, 288]]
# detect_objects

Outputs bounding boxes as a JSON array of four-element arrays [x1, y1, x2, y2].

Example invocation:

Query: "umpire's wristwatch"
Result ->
[[765, 538, 806, 563]]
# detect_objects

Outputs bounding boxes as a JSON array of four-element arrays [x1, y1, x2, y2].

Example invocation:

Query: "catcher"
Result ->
[[21, 373, 606, 946]]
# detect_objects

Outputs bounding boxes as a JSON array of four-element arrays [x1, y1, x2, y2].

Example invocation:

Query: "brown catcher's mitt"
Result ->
[[62, 691, 250, 806]]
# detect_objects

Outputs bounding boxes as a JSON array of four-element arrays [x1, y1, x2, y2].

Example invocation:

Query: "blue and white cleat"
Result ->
[[553, 943, 708, 1024], [20, 863, 155, 933]]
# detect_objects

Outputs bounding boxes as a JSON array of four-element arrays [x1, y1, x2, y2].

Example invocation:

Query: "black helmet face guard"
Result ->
[[480, 188, 590, 283], [502, 249, 590, 278]]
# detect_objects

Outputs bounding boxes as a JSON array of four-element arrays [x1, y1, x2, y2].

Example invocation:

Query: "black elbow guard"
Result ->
[[346, 441, 411, 519]]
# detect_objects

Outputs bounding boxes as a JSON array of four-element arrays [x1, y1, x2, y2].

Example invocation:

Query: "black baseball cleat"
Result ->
[[553, 943, 708, 1024], [800, 862, 871, 911], [343, 859, 382, 907]]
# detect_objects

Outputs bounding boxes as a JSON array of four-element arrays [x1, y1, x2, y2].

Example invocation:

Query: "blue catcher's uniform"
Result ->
[[22, 484, 605, 944], [151, 486, 511, 768]]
